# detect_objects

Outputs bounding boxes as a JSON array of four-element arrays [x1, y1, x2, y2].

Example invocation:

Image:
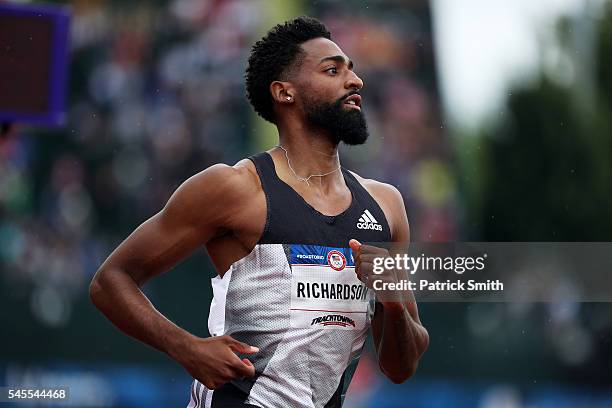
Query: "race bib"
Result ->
[[289, 245, 370, 330]]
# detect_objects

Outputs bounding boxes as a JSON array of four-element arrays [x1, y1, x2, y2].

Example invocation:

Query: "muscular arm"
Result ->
[[89, 163, 260, 388], [369, 185, 429, 383]]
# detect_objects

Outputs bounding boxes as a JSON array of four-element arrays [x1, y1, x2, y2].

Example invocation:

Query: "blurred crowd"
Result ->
[[0, 0, 456, 328]]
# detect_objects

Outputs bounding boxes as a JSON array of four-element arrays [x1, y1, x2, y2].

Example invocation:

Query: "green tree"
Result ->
[[470, 4, 612, 241]]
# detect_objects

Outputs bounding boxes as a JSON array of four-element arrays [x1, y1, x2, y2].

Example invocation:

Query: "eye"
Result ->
[[325, 67, 338, 75]]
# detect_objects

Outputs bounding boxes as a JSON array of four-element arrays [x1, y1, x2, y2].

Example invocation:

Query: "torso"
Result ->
[[205, 149, 396, 275], [192, 150, 394, 408]]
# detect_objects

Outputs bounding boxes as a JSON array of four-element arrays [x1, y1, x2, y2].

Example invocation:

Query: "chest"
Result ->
[[287, 184, 353, 217], [261, 192, 391, 247]]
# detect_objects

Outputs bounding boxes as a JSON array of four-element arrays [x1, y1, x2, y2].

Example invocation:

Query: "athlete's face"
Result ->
[[294, 38, 368, 145]]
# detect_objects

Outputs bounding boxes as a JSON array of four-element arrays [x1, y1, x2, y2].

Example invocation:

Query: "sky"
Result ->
[[430, 0, 604, 130]]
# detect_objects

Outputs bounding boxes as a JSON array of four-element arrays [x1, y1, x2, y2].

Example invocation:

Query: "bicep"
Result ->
[[97, 165, 240, 286], [371, 185, 418, 351], [388, 186, 410, 243], [386, 188, 423, 324], [99, 212, 209, 286]]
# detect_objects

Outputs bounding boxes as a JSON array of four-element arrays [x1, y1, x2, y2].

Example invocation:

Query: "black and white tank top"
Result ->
[[187, 152, 391, 408]]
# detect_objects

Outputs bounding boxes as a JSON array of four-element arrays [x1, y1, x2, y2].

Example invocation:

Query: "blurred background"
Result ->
[[1, 0, 612, 406]]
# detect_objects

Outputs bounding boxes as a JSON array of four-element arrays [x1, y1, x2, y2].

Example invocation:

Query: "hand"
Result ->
[[174, 335, 259, 390], [349, 239, 406, 311]]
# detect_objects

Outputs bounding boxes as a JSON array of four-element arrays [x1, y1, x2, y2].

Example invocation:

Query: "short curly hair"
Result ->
[[245, 16, 331, 124]]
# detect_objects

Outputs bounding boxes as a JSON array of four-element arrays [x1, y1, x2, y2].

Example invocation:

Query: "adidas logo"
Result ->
[[357, 209, 383, 231]]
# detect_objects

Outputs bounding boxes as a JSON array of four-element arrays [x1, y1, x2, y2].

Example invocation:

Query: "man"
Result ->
[[90, 16, 428, 408]]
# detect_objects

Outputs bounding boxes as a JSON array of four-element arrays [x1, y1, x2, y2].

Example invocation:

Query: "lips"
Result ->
[[343, 94, 362, 109]]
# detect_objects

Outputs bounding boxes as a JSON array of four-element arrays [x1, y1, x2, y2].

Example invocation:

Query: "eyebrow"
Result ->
[[319, 55, 354, 70]]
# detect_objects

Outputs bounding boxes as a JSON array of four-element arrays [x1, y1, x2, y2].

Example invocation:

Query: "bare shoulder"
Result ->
[[348, 170, 409, 241], [163, 158, 262, 226], [348, 170, 404, 208], [179, 158, 260, 199]]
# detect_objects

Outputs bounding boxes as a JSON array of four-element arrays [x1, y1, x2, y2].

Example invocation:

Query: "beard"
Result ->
[[304, 94, 369, 146]]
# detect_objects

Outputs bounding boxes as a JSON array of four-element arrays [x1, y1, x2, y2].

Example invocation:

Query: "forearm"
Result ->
[[375, 302, 429, 383], [89, 267, 194, 362]]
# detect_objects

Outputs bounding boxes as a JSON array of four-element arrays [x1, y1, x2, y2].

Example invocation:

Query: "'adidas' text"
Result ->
[[357, 209, 383, 231]]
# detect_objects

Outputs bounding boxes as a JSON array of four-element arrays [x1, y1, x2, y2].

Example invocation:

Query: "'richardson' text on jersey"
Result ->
[[296, 282, 368, 301]]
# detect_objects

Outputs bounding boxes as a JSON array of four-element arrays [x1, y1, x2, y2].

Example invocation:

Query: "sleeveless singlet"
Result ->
[[187, 152, 392, 408]]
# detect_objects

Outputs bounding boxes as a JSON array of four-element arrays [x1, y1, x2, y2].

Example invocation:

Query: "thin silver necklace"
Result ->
[[277, 145, 341, 186]]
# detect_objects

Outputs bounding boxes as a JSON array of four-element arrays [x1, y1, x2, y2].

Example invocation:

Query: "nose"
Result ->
[[345, 70, 364, 91]]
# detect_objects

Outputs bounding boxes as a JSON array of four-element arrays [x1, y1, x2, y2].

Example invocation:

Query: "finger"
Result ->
[[355, 261, 373, 283], [230, 356, 256, 378], [360, 261, 373, 280], [349, 239, 361, 254], [359, 244, 386, 256], [360, 262, 380, 285], [226, 337, 260, 354], [350, 240, 362, 275], [358, 253, 381, 263]]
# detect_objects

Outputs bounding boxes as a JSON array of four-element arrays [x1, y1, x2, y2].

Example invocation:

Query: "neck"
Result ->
[[275, 122, 343, 189]]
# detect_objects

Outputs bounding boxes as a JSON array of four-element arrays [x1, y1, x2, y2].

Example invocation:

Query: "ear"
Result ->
[[270, 81, 295, 104]]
